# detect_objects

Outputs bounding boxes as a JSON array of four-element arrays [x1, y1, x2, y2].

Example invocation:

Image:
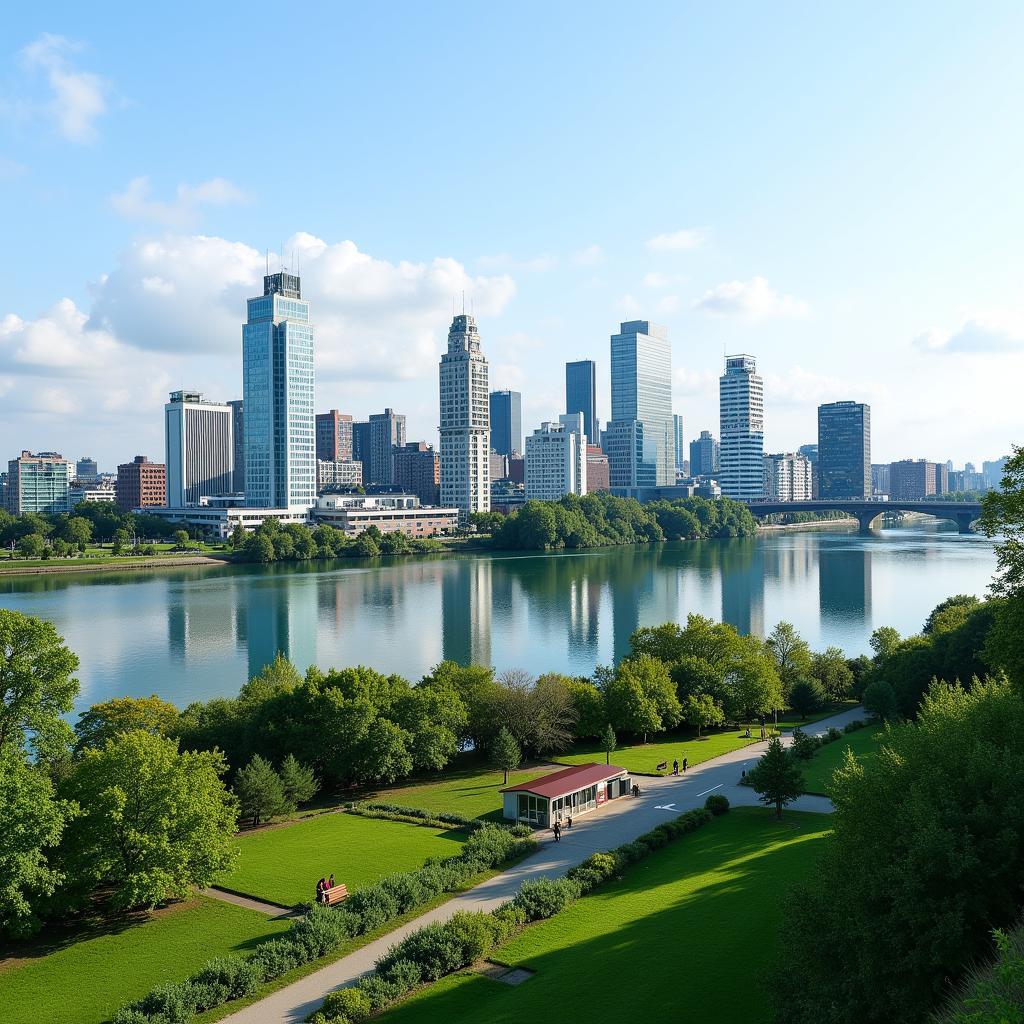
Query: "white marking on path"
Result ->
[[654, 803, 678, 811], [697, 783, 723, 797]]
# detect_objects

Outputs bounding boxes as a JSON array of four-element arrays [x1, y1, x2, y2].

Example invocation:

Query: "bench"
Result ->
[[322, 884, 348, 906], [656, 761, 668, 772]]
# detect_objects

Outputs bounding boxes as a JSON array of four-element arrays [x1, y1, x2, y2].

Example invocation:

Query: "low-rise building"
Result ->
[[501, 763, 632, 827], [143, 500, 310, 539], [524, 415, 587, 500], [763, 452, 812, 502], [69, 482, 117, 506], [5, 451, 71, 514], [491, 479, 526, 514], [889, 459, 948, 500], [317, 459, 363, 489], [312, 493, 459, 537], [116, 455, 167, 511]]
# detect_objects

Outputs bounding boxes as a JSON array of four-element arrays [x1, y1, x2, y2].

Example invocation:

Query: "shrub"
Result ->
[[377, 957, 424, 990], [189, 957, 263, 1008], [843, 719, 865, 734], [704, 793, 730, 815], [637, 827, 669, 850], [826, 726, 842, 742], [615, 840, 648, 866], [318, 987, 372, 1023], [513, 877, 580, 921], [248, 936, 305, 980], [790, 728, 820, 761]]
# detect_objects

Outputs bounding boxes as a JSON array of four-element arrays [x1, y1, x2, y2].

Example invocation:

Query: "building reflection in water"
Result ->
[[243, 568, 318, 679], [441, 558, 492, 667], [818, 542, 872, 627]]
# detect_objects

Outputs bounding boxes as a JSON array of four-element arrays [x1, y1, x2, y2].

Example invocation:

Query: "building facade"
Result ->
[[366, 408, 406, 485], [489, 390, 522, 458], [565, 359, 598, 444], [889, 459, 947, 500], [352, 421, 371, 467], [76, 457, 99, 482], [393, 441, 440, 506], [242, 272, 316, 511], [609, 320, 674, 487], [164, 390, 234, 507], [439, 313, 490, 519], [316, 459, 363, 489], [315, 410, 354, 463], [586, 444, 610, 492], [763, 452, 813, 502], [673, 414, 686, 476], [69, 482, 116, 506], [227, 400, 244, 493], [719, 354, 764, 501], [689, 429, 720, 478], [817, 401, 871, 499], [525, 414, 587, 501], [313, 493, 459, 537], [5, 451, 70, 514], [871, 463, 891, 496], [116, 455, 166, 511]]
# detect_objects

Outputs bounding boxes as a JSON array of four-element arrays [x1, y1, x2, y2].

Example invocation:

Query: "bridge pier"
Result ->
[[955, 512, 976, 534], [856, 511, 880, 535]]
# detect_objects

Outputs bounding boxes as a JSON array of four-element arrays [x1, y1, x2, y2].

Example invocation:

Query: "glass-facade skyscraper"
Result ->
[[488, 390, 522, 457], [242, 272, 316, 510], [608, 321, 674, 488], [565, 360, 598, 445], [817, 401, 870, 499], [719, 354, 764, 500]]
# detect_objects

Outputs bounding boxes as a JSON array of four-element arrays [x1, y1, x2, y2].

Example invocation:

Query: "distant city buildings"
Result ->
[[585, 444, 610, 492], [489, 390, 522, 458], [315, 410, 353, 463], [317, 459, 363, 489], [673, 414, 685, 476], [719, 354, 764, 500], [5, 451, 70, 514], [889, 459, 947, 500], [763, 452, 813, 501], [818, 401, 870, 499], [689, 430, 720, 478], [489, 451, 509, 482], [525, 413, 587, 500], [393, 441, 440, 506], [983, 457, 1009, 490], [565, 359, 598, 444], [116, 455, 166, 511], [491, 479, 526, 514], [871, 463, 890, 496], [439, 313, 490, 520], [352, 421, 371, 467], [164, 390, 234, 507], [76, 457, 99, 482]]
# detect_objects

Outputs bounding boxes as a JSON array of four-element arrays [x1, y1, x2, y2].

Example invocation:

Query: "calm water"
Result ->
[[0, 522, 997, 715]]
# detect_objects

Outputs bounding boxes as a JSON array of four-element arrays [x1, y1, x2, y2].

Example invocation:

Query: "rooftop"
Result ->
[[501, 762, 627, 799]]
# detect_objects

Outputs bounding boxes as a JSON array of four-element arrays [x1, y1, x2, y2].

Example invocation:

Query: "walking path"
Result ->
[[201, 887, 299, 919], [219, 704, 863, 1024]]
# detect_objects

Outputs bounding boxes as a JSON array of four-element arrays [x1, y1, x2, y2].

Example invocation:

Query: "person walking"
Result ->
[[567, 815, 573, 829], [672, 759, 679, 776], [682, 757, 688, 772], [553, 821, 561, 842]]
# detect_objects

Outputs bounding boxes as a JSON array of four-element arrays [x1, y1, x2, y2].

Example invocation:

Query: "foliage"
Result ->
[[490, 726, 521, 785], [567, 679, 605, 738], [766, 621, 814, 696], [787, 678, 825, 719], [932, 921, 1024, 1024], [238, 519, 442, 565], [600, 722, 617, 764], [605, 654, 681, 742], [234, 754, 289, 827], [746, 736, 804, 817], [279, 753, 319, 807], [683, 691, 724, 736], [512, 877, 581, 921], [789, 727, 819, 761], [492, 671, 578, 756], [861, 679, 898, 721], [704, 793, 730, 815], [923, 594, 983, 635], [74, 694, 180, 752], [810, 647, 855, 702]]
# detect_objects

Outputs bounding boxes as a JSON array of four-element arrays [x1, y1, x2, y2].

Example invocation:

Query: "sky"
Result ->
[[1, 1, 1023, 472]]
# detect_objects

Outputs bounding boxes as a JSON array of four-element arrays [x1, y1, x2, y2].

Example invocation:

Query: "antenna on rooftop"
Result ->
[[461, 290, 465, 314], [266, 249, 269, 275]]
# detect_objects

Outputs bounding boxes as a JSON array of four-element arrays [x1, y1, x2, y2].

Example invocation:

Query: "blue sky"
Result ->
[[1, 1, 1022, 470]]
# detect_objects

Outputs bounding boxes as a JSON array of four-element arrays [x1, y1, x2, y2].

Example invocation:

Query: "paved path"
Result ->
[[201, 887, 299, 919], [219, 705, 862, 1024]]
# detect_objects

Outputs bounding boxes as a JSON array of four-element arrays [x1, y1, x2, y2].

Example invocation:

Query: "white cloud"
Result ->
[[693, 276, 809, 320], [616, 293, 641, 316], [763, 367, 885, 408], [111, 176, 249, 227], [643, 271, 686, 289], [657, 295, 680, 314], [914, 309, 1024, 354], [571, 244, 604, 266], [478, 253, 557, 272], [21, 34, 108, 143], [673, 367, 718, 395], [646, 228, 706, 252]]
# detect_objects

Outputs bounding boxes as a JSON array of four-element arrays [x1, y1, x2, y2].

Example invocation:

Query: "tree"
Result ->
[[173, 529, 190, 550], [279, 754, 319, 808], [74, 695, 180, 752], [788, 678, 825, 720], [862, 679, 898, 721], [870, 625, 901, 662], [63, 731, 237, 910], [746, 736, 804, 818], [491, 726, 521, 785], [234, 754, 288, 827], [601, 723, 617, 765], [726, 646, 784, 723], [766, 621, 814, 697], [238, 652, 303, 704], [810, 647, 855, 702], [354, 531, 381, 557], [229, 524, 246, 548], [244, 532, 276, 563], [60, 516, 92, 548], [684, 692, 724, 737], [568, 679, 605, 738], [18, 533, 45, 558], [605, 655, 680, 743], [923, 594, 981, 635], [0, 610, 79, 759]]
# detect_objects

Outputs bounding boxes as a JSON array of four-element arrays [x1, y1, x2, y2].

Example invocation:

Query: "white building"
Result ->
[[439, 313, 490, 520], [164, 390, 234, 507], [719, 354, 764, 501], [763, 452, 812, 501], [69, 483, 117, 506], [525, 413, 587, 500], [312, 493, 459, 537], [144, 500, 309, 539], [317, 459, 363, 489]]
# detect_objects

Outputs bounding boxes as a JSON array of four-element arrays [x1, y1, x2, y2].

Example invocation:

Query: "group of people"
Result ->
[[315, 873, 336, 904], [551, 815, 573, 841], [671, 757, 688, 776]]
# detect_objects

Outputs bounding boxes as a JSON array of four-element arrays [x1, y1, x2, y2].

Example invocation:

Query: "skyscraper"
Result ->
[[439, 313, 490, 519], [565, 360, 598, 444], [608, 320, 674, 488], [164, 391, 233, 506], [393, 441, 441, 506], [368, 408, 406, 484], [315, 409, 353, 463], [689, 430, 720, 477], [242, 272, 315, 510], [673, 414, 685, 475], [228, 399, 244, 492], [352, 421, 371, 466], [76, 457, 99, 482], [5, 451, 70, 514], [817, 401, 871, 499], [524, 413, 587, 500], [489, 390, 522, 457], [719, 354, 764, 500]]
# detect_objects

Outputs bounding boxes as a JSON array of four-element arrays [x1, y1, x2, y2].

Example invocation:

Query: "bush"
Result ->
[[704, 793, 730, 815], [318, 987, 372, 1023], [790, 727, 820, 760], [843, 719, 865, 734], [826, 726, 842, 742], [512, 877, 580, 921]]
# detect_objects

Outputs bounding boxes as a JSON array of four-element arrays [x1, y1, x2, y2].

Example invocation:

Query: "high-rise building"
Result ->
[[489, 451, 509, 482], [393, 441, 440, 506], [227, 400, 245, 492], [5, 451, 70, 514], [871, 463, 890, 496], [439, 313, 490, 519], [489, 390, 522, 458], [798, 443, 819, 497], [368, 408, 406, 485], [585, 444, 610, 492], [352, 421, 371, 466], [889, 459, 946, 500], [689, 430, 720, 478], [164, 390, 234, 507], [719, 354, 764, 500], [609, 320, 674, 488], [242, 271, 315, 511], [565, 360, 598, 444], [983, 457, 1009, 490], [817, 401, 871, 499], [315, 410, 354, 464], [673, 414, 685, 476], [116, 455, 166, 511], [76, 457, 99, 482], [525, 414, 587, 500], [763, 452, 812, 501]]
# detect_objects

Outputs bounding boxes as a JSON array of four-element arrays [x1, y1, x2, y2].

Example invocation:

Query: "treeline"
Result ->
[[236, 520, 442, 563]]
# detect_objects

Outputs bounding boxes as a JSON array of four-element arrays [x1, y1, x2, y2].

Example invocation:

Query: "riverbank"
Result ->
[[757, 517, 857, 532], [0, 554, 232, 577]]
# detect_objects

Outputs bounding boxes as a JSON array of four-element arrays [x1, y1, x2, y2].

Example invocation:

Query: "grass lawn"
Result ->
[[801, 725, 885, 795], [223, 812, 468, 906], [0, 896, 288, 1024], [380, 807, 832, 1024]]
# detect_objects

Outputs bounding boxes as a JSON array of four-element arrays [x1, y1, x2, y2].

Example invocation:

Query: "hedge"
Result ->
[[345, 802, 491, 832], [789, 720, 866, 762], [112, 824, 535, 1024]]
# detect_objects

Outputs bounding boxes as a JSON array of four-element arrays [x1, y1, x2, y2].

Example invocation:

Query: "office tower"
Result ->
[[352, 421, 371, 466], [565, 359, 598, 444], [525, 414, 587, 500], [983, 457, 1009, 490], [115, 455, 166, 511], [76, 457, 99, 482], [763, 452, 812, 501], [889, 459, 946, 500], [439, 313, 490, 519], [489, 390, 522, 458], [608, 320, 674, 488], [393, 441, 440, 506], [164, 390, 234, 507], [689, 430, 720, 478], [673, 414, 685, 475], [242, 271, 316, 510], [367, 408, 406, 485], [871, 463, 890, 496], [585, 444, 610, 491], [798, 443, 819, 497], [315, 410, 353, 463], [228, 400, 245, 492], [489, 451, 509, 482], [817, 401, 871, 499], [719, 354, 764, 500], [316, 459, 363, 489], [5, 451, 70, 514]]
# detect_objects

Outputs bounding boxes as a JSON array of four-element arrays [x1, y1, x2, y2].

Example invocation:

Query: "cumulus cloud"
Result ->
[[477, 253, 557, 273], [673, 367, 718, 395], [111, 176, 249, 227], [643, 271, 686, 289], [914, 309, 1024, 354], [571, 244, 604, 266], [693, 276, 808, 320], [20, 34, 108, 143], [646, 228, 706, 252], [763, 367, 885, 408]]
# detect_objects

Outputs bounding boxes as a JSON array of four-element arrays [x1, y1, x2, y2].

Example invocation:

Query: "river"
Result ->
[[0, 521, 997, 715]]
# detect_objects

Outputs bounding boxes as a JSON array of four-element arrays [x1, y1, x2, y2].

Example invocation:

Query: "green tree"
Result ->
[[726, 646, 784, 723], [810, 646, 855, 701], [60, 516, 92, 547], [923, 594, 982, 635], [605, 655, 680, 743], [568, 679, 606, 738], [238, 652, 303, 704], [234, 753, 288, 827], [279, 754, 319, 809], [684, 691, 724, 737], [173, 529, 190, 550], [18, 533, 45, 558], [600, 723, 617, 765], [244, 531, 276, 563], [787, 678, 825, 719], [74, 694, 180, 752], [870, 625, 902, 662], [766, 621, 814, 696], [862, 679, 898, 721], [490, 726, 521, 785], [229, 524, 246, 548], [746, 736, 804, 818], [354, 530, 381, 557], [63, 731, 237, 910]]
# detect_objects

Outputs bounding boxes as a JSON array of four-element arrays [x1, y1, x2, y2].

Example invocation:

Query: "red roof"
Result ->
[[501, 763, 627, 799]]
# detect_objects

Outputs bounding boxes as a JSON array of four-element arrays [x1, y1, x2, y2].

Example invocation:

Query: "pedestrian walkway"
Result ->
[[218, 704, 863, 1024], [201, 887, 299, 919]]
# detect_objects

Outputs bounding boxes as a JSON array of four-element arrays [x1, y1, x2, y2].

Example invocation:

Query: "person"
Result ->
[[682, 757, 688, 772], [744, 727, 751, 738], [632, 782, 640, 797], [328, 872, 335, 889], [316, 878, 326, 904], [567, 815, 573, 829], [553, 820, 561, 841], [672, 759, 679, 776]]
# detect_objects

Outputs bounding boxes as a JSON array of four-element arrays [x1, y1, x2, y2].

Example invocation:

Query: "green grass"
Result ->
[[774, 700, 859, 731], [801, 725, 885, 795], [0, 896, 288, 1024], [380, 807, 832, 1024], [222, 812, 468, 906]]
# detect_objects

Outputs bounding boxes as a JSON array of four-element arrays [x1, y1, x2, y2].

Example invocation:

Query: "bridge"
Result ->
[[745, 499, 983, 535]]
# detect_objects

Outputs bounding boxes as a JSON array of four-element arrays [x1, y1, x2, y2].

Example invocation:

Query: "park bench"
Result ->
[[322, 884, 348, 906], [656, 761, 668, 771]]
